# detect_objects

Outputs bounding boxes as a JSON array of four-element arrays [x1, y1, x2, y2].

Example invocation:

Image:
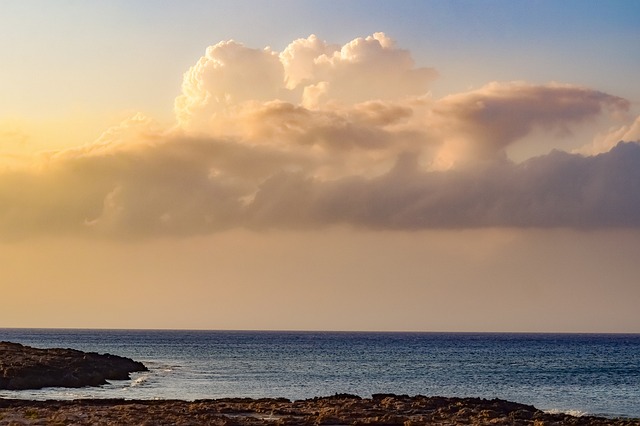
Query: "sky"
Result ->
[[1, 0, 639, 332]]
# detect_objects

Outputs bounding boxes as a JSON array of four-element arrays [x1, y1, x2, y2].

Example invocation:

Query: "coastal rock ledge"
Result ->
[[0, 341, 147, 390], [0, 395, 638, 425]]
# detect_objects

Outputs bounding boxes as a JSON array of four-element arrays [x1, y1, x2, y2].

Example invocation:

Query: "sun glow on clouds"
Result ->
[[0, 33, 639, 240]]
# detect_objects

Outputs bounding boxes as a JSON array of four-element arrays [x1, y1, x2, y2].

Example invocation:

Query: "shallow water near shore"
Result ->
[[1, 329, 638, 419]]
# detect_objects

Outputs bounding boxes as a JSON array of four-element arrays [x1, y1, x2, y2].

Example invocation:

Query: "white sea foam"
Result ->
[[130, 375, 149, 387], [544, 408, 588, 417]]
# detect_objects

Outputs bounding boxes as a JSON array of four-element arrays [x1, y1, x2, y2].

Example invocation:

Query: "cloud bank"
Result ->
[[0, 33, 638, 239]]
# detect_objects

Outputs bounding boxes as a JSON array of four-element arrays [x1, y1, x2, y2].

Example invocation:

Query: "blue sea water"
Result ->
[[0, 329, 638, 418]]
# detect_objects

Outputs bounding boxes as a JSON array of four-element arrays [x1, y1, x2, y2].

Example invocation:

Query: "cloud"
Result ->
[[2, 131, 639, 239], [175, 32, 437, 133], [430, 82, 629, 166], [175, 40, 286, 131], [0, 33, 638, 240], [576, 114, 640, 155], [244, 142, 640, 230], [291, 32, 438, 104]]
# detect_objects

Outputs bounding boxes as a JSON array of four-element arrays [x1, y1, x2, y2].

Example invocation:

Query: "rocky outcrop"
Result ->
[[0, 341, 148, 390], [0, 394, 638, 425]]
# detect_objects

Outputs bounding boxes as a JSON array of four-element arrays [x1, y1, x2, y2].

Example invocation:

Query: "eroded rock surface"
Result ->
[[0, 341, 148, 390], [0, 394, 638, 425]]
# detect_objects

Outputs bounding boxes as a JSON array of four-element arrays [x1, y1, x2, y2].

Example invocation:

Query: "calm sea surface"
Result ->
[[0, 329, 638, 418]]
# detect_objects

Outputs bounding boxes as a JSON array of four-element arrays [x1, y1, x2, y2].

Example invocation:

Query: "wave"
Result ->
[[129, 375, 149, 387], [544, 408, 587, 417]]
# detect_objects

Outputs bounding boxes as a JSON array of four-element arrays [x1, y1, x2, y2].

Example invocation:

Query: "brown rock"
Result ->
[[0, 395, 638, 425], [0, 341, 147, 390]]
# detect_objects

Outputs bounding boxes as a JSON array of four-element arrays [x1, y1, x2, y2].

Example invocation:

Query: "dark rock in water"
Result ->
[[0, 341, 148, 390]]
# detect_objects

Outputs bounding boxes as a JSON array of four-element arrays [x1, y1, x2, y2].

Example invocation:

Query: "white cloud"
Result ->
[[175, 33, 437, 134], [1, 34, 638, 240], [175, 40, 287, 131]]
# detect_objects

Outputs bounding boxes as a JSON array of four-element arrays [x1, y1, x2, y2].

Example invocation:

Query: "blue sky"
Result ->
[[1, 0, 638, 118]]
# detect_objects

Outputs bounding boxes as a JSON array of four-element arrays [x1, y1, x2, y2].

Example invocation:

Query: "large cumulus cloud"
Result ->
[[175, 32, 437, 133], [0, 33, 638, 239]]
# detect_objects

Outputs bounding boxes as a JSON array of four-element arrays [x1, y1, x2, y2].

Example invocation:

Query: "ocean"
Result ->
[[0, 329, 638, 419]]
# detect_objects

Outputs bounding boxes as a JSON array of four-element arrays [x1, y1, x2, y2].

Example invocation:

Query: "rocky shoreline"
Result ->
[[0, 341, 147, 390], [1, 394, 639, 425], [1, 342, 638, 425]]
